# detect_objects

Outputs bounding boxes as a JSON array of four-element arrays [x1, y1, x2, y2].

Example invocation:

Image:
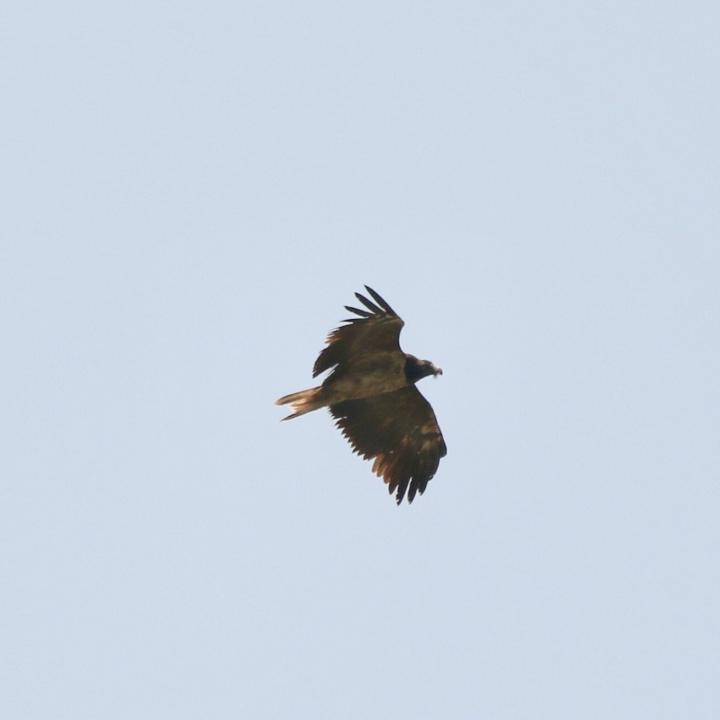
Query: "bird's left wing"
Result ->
[[330, 385, 447, 504], [313, 286, 404, 378]]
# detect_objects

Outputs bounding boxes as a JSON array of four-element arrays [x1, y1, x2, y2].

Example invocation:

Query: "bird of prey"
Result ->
[[276, 286, 446, 504]]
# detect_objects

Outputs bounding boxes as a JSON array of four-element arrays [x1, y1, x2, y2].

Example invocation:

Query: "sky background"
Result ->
[[2, 1, 719, 718]]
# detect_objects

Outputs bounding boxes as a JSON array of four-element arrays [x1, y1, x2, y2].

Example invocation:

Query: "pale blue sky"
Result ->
[[2, 1, 719, 718]]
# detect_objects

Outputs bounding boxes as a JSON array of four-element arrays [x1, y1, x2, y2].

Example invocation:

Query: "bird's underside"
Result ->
[[276, 286, 446, 504]]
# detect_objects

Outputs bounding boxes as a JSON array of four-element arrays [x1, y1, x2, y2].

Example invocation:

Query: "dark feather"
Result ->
[[344, 305, 373, 318], [364, 285, 397, 316], [354, 292, 383, 314]]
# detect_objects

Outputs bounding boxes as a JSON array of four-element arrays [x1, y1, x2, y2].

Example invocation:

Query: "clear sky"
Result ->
[[2, 1, 719, 718]]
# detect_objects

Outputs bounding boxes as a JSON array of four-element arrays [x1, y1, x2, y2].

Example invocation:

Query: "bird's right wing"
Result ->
[[330, 385, 447, 504]]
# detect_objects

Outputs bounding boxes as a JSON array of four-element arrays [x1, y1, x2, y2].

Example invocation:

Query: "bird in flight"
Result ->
[[276, 286, 446, 504]]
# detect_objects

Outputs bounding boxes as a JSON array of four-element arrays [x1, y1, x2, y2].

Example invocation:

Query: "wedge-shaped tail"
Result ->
[[275, 386, 325, 420]]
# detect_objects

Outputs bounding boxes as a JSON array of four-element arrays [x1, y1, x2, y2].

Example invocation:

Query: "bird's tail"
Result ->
[[275, 386, 325, 420]]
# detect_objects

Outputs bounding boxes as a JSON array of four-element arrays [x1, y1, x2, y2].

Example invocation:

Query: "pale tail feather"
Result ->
[[275, 386, 324, 420]]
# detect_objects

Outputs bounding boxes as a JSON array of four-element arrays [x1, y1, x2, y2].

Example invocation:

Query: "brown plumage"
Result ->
[[276, 286, 446, 504]]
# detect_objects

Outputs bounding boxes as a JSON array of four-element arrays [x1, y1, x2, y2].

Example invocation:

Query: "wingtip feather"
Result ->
[[354, 291, 382, 314], [344, 304, 373, 318], [363, 286, 396, 316]]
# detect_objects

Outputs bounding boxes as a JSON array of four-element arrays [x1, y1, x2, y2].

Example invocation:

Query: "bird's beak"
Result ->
[[434, 366, 443, 377]]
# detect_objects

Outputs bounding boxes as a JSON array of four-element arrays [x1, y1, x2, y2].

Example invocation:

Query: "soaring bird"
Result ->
[[276, 286, 446, 504]]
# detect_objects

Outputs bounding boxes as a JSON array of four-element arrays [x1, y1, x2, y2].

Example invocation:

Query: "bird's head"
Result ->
[[405, 355, 443, 383]]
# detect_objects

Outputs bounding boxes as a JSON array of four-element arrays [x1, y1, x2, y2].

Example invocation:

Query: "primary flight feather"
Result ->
[[276, 286, 446, 504]]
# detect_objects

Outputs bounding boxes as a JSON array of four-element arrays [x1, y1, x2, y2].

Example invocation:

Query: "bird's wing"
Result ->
[[313, 286, 404, 378], [330, 385, 447, 504]]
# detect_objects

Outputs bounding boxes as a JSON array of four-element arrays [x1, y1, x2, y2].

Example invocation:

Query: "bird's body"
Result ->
[[276, 286, 446, 504], [325, 351, 407, 402]]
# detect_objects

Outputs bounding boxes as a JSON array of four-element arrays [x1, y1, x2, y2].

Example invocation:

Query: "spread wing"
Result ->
[[330, 386, 447, 504], [313, 286, 404, 378]]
